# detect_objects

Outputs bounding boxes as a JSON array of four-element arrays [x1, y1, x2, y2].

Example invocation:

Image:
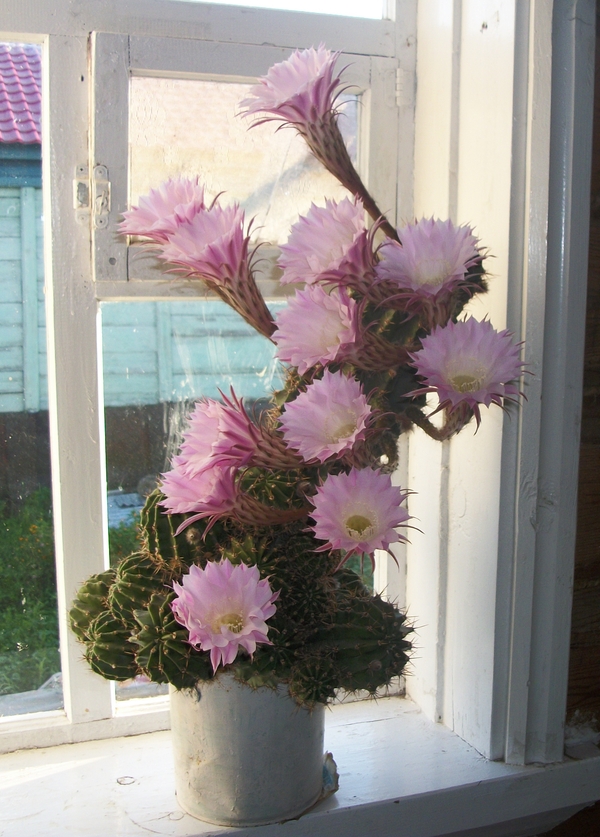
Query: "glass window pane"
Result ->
[[129, 77, 358, 244], [0, 42, 63, 716], [101, 299, 285, 700]]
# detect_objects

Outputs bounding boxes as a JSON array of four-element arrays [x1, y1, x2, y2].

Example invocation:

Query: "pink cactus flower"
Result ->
[[273, 284, 359, 375], [309, 467, 412, 560], [375, 218, 481, 327], [239, 47, 397, 240], [171, 559, 279, 672], [176, 399, 225, 477], [239, 45, 343, 128], [210, 389, 303, 472], [409, 317, 525, 426], [278, 197, 368, 285], [173, 391, 302, 477], [159, 461, 238, 519], [376, 218, 480, 295], [161, 203, 247, 283], [279, 370, 372, 463], [155, 197, 274, 338], [119, 176, 206, 243], [174, 394, 258, 475]]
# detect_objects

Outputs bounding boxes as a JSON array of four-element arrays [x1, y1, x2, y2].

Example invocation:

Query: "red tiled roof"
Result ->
[[0, 43, 41, 144]]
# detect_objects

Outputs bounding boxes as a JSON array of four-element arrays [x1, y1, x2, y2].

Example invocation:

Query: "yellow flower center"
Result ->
[[212, 612, 245, 634], [415, 257, 452, 287], [325, 414, 357, 444], [345, 514, 375, 540], [449, 370, 486, 393]]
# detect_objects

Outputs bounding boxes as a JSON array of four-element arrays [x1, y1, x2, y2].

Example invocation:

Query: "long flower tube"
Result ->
[[122, 189, 275, 339], [239, 46, 398, 241], [160, 460, 309, 536], [211, 389, 305, 473], [160, 204, 275, 339]]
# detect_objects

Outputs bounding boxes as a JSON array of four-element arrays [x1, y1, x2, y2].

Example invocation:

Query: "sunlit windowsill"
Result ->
[[1, 697, 600, 837]]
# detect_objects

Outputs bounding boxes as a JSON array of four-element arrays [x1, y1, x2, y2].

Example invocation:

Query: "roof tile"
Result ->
[[0, 42, 41, 144]]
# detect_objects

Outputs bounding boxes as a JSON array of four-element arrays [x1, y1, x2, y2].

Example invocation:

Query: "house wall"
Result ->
[[0, 186, 45, 413]]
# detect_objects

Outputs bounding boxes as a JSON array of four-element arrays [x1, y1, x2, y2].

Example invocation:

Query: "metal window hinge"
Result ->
[[73, 164, 111, 228]]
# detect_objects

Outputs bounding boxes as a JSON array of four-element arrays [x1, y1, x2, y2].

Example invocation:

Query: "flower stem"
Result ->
[[404, 403, 474, 441], [301, 116, 400, 244]]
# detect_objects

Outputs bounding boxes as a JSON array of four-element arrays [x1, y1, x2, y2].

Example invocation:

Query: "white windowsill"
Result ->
[[1, 696, 599, 837]]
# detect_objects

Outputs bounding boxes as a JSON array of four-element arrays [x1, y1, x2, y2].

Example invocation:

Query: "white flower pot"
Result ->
[[169, 675, 326, 826]]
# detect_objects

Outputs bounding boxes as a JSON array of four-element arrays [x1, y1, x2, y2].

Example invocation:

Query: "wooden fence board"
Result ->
[[0, 217, 19, 236], [21, 187, 39, 411], [0, 346, 23, 371], [102, 353, 158, 375], [0, 237, 19, 260], [0, 195, 19, 216], [0, 324, 23, 348], [0, 303, 20, 326], [0, 393, 23, 412], [0, 370, 23, 392], [101, 304, 156, 326], [0, 264, 22, 297]]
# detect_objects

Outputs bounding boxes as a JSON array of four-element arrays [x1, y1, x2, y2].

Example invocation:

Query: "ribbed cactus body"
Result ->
[[140, 488, 234, 571], [233, 646, 287, 691], [132, 592, 211, 689], [69, 568, 116, 641], [289, 573, 412, 705], [108, 551, 167, 624], [84, 610, 139, 681], [240, 467, 307, 510]]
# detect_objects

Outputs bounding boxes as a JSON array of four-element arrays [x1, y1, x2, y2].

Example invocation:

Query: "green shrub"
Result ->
[[0, 490, 141, 695], [108, 517, 142, 567], [0, 489, 59, 694]]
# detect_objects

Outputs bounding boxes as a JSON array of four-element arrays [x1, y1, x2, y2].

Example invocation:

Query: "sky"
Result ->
[[173, 0, 385, 19]]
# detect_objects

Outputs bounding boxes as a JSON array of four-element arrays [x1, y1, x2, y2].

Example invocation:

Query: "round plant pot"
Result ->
[[169, 675, 325, 826]]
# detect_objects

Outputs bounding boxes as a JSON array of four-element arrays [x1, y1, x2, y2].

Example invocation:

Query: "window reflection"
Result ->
[[129, 76, 358, 244]]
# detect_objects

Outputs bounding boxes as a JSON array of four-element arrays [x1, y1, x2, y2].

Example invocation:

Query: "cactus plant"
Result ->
[[70, 44, 526, 716]]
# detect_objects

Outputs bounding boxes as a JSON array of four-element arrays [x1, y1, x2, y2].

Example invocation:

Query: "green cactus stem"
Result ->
[[69, 568, 116, 642], [108, 551, 169, 625], [84, 610, 139, 681], [132, 591, 211, 689]]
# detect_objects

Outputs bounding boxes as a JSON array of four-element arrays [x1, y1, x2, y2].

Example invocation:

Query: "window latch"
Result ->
[[73, 164, 111, 228]]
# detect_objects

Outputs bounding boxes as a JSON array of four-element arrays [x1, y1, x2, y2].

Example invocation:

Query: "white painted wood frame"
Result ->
[[406, 0, 594, 769]]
